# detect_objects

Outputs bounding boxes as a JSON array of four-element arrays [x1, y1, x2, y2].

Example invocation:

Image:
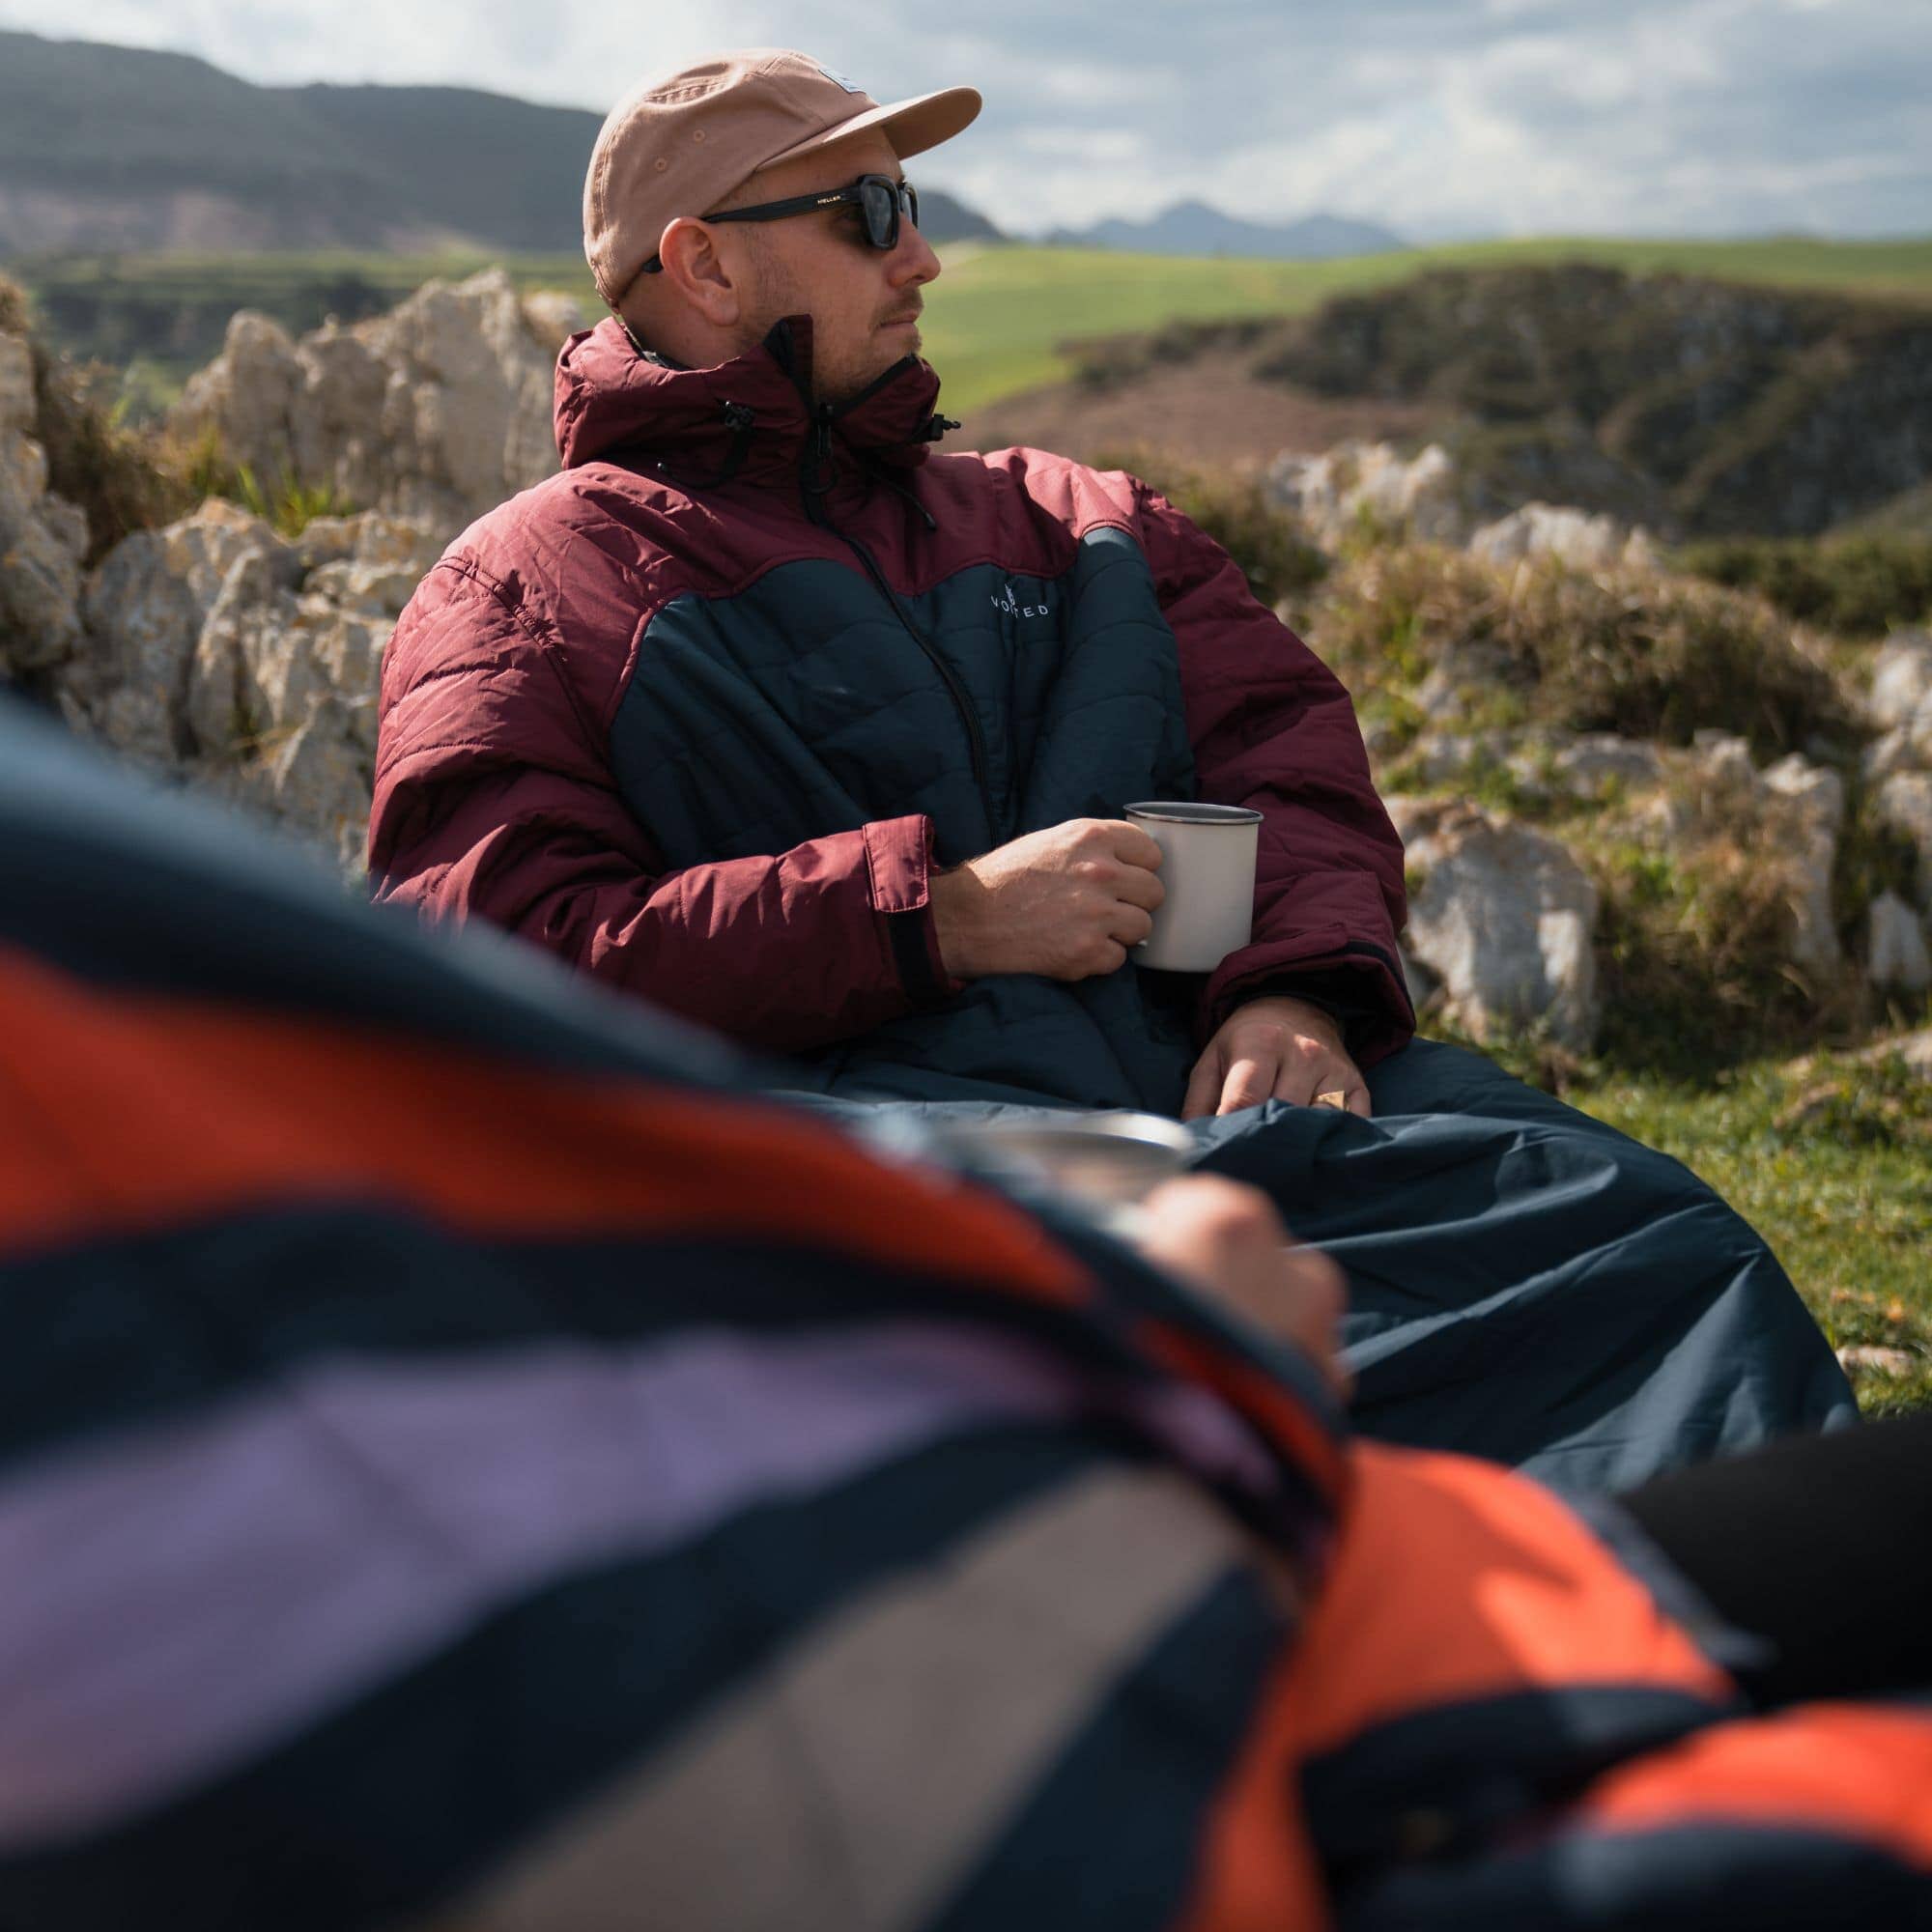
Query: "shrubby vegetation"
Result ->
[[1094, 447, 1329, 607], [172, 422, 355, 538], [0, 276, 187, 558], [1285, 541, 1853, 756], [3, 275, 352, 545], [1678, 533, 1932, 639]]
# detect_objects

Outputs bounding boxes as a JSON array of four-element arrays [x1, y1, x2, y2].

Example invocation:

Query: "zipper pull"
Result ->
[[803, 407, 836, 499]]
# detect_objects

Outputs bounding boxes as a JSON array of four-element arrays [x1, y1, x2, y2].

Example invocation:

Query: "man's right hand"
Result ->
[[928, 818, 1165, 981]]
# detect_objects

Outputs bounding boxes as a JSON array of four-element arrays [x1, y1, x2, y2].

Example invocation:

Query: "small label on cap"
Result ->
[[816, 64, 864, 93]]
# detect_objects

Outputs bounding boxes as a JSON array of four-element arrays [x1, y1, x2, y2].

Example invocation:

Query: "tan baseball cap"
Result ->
[[584, 49, 982, 305]]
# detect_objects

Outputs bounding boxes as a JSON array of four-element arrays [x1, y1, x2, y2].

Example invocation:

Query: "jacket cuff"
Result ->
[[861, 814, 961, 1008]]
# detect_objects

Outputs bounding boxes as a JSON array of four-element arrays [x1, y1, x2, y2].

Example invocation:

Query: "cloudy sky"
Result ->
[[5, 0, 1928, 240]]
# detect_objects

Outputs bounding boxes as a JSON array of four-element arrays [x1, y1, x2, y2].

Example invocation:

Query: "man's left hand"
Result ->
[[1182, 995, 1372, 1120]]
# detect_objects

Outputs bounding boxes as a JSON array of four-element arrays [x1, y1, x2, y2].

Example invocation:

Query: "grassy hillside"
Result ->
[[923, 236, 1932, 416]]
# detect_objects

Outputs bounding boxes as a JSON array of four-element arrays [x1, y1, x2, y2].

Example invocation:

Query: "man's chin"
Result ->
[[824, 345, 925, 406]]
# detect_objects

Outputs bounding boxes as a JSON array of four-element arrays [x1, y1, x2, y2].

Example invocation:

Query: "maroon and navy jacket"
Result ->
[[370, 315, 1411, 1109]]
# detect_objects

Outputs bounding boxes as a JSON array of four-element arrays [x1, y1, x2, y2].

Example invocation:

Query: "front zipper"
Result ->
[[800, 408, 995, 827]]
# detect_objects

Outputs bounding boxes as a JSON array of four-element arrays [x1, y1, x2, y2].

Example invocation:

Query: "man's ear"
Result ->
[[654, 218, 745, 327]]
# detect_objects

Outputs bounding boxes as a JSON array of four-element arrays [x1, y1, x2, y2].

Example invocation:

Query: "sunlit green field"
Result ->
[[17, 233, 1932, 418], [920, 235, 1932, 414]]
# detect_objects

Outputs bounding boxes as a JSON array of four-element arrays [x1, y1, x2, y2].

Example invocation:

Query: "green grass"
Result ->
[[1495, 1045, 1932, 1416]]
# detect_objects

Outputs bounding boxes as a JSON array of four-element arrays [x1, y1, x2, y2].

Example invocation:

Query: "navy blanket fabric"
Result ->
[[802, 1046, 1858, 1493], [1198, 1041, 1859, 1491]]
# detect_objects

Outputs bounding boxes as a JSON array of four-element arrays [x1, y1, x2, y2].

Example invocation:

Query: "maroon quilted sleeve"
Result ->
[[1136, 487, 1414, 1066], [370, 559, 953, 1054]]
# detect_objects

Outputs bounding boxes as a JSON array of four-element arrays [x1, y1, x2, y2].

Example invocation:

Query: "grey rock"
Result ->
[[1392, 728, 1512, 787], [70, 498, 294, 767], [261, 700, 377, 875], [0, 320, 86, 673], [0, 330, 34, 437], [58, 496, 433, 874], [1391, 798, 1600, 1049], [1749, 752, 1844, 974], [1690, 728, 1759, 799], [1876, 772, 1932, 907], [1867, 892, 1932, 992], [1760, 752, 1845, 836], [169, 268, 582, 546], [1883, 1027, 1932, 1077], [1550, 734, 1666, 798], [1864, 628, 1932, 770], [1865, 628, 1932, 729], [1835, 1345, 1919, 1378], [1266, 440, 1474, 548], [1467, 501, 1657, 573], [1862, 726, 1917, 782], [172, 311, 299, 483]]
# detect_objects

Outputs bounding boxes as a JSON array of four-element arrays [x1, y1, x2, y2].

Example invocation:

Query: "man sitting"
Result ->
[[368, 50, 1853, 1488]]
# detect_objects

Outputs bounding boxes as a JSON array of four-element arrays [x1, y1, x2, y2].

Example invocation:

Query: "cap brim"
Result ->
[[755, 85, 982, 174]]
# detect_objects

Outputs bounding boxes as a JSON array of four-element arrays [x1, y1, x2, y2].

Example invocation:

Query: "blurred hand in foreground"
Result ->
[[1132, 1174, 1350, 1397], [1183, 994, 1371, 1120]]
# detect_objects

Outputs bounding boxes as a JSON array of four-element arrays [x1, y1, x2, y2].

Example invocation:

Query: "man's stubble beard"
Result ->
[[738, 240, 904, 408]]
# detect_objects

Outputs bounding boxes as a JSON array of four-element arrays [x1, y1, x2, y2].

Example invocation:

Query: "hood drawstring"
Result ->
[[700, 402, 759, 488], [866, 457, 939, 533]]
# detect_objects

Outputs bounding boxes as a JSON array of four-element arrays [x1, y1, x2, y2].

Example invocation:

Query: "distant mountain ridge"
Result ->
[[1050, 199, 1406, 260], [0, 29, 1001, 256]]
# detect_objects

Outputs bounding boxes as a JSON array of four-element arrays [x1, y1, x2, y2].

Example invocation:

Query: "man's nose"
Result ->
[[890, 219, 942, 287]]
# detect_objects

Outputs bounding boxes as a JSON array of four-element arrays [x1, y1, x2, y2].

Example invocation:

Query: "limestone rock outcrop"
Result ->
[[1876, 772, 1932, 908], [170, 268, 582, 542], [1265, 440, 1474, 548], [1867, 892, 1932, 993], [1467, 501, 1657, 574], [0, 322, 88, 676], [1758, 751, 1846, 977], [55, 497, 440, 874], [1863, 628, 1932, 777], [1390, 797, 1601, 1050]]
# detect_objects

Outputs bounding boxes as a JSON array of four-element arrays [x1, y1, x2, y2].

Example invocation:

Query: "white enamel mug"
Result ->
[[1123, 800, 1263, 973]]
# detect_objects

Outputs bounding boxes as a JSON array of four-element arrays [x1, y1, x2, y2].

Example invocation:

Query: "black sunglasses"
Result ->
[[642, 174, 919, 274]]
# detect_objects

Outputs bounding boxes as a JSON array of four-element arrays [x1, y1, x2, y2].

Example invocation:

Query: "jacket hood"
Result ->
[[553, 315, 952, 490]]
